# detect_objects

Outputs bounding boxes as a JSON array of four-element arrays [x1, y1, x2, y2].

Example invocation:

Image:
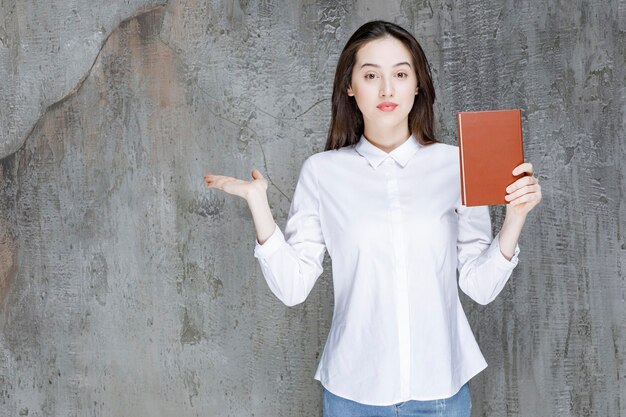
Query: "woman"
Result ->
[[204, 20, 541, 417]]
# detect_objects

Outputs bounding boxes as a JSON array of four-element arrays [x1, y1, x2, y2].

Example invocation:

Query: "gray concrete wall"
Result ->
[[0, 1, 624, 416]]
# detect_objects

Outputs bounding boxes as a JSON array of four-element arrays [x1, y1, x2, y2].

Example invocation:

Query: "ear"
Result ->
[[415, 86, 419, 95], [347, 85, 354, 96]]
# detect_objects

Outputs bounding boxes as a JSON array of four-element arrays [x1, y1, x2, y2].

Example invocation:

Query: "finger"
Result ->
[[512, 162, 533, 176], [211, 176, 229, 188], [510, 193, 530, 206], [510, 192, 539, 206], [506, 175, 537, 194], [205, 175, 225, 188], [505, 184, 540, 202]]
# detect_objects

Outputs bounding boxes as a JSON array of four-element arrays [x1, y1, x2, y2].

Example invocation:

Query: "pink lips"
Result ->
[[377, 102, 398, 112]]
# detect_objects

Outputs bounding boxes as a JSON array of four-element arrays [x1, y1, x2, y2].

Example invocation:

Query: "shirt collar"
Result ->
[[354, 133, 421, 169]]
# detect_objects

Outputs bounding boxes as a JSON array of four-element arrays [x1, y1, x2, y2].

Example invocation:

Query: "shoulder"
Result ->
[[297, 149, 340, 181], [305, 145, 356, 169], [424, 141, 458, 153], [420, 141, 460, 163]]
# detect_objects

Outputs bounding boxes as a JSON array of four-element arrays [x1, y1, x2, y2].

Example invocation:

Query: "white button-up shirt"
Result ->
[[253, 133, 520, 405]]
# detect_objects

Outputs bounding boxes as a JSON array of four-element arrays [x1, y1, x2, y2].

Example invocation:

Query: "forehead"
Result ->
[[354, 36, 412, 67]]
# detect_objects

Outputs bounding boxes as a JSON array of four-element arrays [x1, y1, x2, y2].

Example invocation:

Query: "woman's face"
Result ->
[[347, 36, 418, 132]]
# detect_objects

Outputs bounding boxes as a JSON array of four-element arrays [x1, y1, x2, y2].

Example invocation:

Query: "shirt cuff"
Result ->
[[253, 223, 285, 259], [487, 231, 520, 269]]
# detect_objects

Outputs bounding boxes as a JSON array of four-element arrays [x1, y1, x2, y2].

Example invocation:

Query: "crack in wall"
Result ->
[[155, 35, 292, 202], [2, 1, 330, 205], [1, 3, 169, 162], [254, 97, 329, 121]]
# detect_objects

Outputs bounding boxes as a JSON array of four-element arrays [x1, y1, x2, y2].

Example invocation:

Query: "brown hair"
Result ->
[[324, 20, 438, 151]]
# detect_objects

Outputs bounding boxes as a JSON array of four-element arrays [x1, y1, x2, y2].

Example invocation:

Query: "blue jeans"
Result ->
[[322, 382, 471, 417]]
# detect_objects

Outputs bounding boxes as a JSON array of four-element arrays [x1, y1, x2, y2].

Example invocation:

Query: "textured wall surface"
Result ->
[[0, 1, 624, 416], [0, 0, 166, 159]]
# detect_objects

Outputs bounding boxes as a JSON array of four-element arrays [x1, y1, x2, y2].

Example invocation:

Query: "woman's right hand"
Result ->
[[204, 168, 268, 201]]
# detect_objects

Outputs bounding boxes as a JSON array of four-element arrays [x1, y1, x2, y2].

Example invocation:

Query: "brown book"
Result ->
[[457, 109, 525, 206]]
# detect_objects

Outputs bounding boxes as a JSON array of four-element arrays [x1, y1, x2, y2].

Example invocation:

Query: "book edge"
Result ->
[[458, 108, 524, 206], [458, 113, 467, 206]]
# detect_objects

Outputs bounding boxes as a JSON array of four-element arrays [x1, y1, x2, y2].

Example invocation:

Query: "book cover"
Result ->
[[457, 109, 525, 206]]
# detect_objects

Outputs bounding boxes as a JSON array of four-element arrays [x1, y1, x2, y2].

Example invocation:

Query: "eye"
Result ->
[[364, 73, 377, 80], [397, 72, 409, 79]]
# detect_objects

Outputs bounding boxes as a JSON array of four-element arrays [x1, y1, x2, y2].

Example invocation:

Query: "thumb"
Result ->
[[251, 168, 263, 179]]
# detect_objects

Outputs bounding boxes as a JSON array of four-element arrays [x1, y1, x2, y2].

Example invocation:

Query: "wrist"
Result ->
[[246, 188, 268, 206], [504, 207, 527, 225]]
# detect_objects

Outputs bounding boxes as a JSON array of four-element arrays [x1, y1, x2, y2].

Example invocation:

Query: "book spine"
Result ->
[[457, 113, 467, 205], [518, 109, 525, 164]]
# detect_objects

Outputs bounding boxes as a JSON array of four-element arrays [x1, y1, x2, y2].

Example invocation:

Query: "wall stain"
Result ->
[[0, 155, 17, 307], [180, 307, 205, 345], [208, 273, 224, 299], [182, 369, 201, 407], [0, 237, 17, 307], [88, 253, 109, 306]]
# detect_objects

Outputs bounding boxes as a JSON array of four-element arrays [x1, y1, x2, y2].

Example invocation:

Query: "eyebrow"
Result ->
[[359, 62, 412, 69]]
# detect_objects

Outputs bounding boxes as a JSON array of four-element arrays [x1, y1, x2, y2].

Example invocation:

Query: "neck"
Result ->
[[363, 124, 412, 154]]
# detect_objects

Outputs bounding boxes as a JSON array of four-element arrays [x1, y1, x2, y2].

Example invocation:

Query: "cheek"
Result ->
[[400, 80, 418, 94], [352, 84, 377, 104], [353, 81, 375, 95]]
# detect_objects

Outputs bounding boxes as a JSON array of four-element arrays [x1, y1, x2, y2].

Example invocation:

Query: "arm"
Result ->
[[457, 161, 542, 304], [498, 214, 526, 261], [456, 204, 520, 305], [247, 190, 278, 245], [248, 157, 326, 307], [500, 161, 542, 259], [204, 158, 326, 307]]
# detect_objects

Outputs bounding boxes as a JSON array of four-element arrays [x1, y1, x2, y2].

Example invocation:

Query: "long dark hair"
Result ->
[[325, 20, 438, 151]]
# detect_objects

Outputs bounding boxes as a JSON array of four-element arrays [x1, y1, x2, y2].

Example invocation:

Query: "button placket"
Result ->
[[384, 158, 411, 397]]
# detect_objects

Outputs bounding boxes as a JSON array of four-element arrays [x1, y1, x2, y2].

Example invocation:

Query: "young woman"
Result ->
[[204, 20, 541, 417]]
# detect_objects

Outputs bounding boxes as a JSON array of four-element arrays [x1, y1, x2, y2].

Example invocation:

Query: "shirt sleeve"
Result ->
[[455, 202, 520, 305], [253, 156, 327, 307]]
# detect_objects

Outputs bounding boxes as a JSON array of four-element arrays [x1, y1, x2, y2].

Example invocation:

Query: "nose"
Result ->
[[379, 76, 394, 97]]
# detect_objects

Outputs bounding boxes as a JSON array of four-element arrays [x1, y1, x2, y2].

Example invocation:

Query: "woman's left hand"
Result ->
[[504, 162, 542, 218]]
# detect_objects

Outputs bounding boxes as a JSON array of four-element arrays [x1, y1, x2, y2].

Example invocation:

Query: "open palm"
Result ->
[[204, 169, 268, 200]]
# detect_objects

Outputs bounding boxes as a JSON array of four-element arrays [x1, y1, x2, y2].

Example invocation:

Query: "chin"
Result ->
[[376, 114, 406, 124]]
